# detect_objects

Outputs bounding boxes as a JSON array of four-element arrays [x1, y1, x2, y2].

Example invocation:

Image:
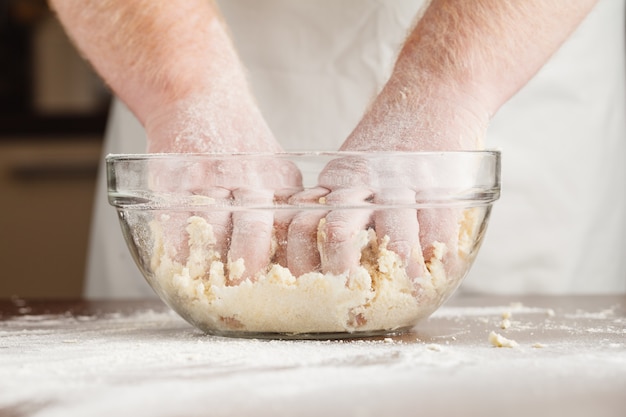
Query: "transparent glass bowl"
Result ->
[[107, 151, 500, 339]]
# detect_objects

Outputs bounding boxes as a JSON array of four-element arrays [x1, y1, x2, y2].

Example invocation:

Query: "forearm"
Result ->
[[399, 0, 598, 114], [345, 0, 598, 151], [49, 0, 277, 152], [48, 0, 246, 123]]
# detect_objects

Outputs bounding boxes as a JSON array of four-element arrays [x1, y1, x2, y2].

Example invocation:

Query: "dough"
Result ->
[[146, 208, 480, 336], [500, 311, 512, 329], [489, 331, 518, 348]]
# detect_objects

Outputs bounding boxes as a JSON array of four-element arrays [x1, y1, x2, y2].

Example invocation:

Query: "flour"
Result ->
[[2, 298, 625, 417], [147, 210, 479, 336], [565, 307, 618, 320], [430, 305, 552, 318]]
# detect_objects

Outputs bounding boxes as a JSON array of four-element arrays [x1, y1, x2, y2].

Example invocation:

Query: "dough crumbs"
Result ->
[[532, 343, 547, 349], [500, 318, 511, 330], [489, 331, 518, 348], [148, 209, 481, 335]]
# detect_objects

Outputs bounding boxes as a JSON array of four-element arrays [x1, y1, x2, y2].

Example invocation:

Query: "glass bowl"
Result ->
[[107, 151, 500, 339]]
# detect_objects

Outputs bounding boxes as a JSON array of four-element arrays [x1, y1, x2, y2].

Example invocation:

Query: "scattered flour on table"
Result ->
[[565, 307, 618, 320], [430, 303, 553, 318], [2, 301, 625, 417], [432, 304, 562, 348]]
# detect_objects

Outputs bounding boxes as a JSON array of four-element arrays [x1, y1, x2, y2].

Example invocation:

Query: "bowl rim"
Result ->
[[106, 149, 500, 161], [106, 150, 501, 210]]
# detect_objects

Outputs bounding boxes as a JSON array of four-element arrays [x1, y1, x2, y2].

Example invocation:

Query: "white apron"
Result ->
[[85, 0, 626, 298]]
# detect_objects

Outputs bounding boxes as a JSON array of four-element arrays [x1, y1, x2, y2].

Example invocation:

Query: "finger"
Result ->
[[286, 187, 330, 276], [373, 188, 425, 282], [155, 211, 191, 265], [318, 188, 373, 275], [418, 207, 464, 278], [272, 210, 292, 268], [272, 191, 300, 268], [288, 187, 331, 206], [193, 187, 232, 263], [228, 188, 275, 285], [146, 159, 191, 265]]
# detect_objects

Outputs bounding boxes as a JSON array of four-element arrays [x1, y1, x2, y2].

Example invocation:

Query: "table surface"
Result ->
[[1, 295, 624, 417]]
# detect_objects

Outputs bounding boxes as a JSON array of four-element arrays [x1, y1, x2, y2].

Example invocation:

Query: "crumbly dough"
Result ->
[[489, 331, 519, 348], [148, 209, 480, 336], [500, 311, 512, 329]]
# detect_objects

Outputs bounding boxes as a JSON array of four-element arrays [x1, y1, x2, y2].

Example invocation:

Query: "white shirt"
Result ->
[[85, 0, 626, 298]]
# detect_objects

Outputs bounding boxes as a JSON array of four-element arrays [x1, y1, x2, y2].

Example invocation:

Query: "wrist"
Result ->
[[343, 70, 490, 152], [101, 6, 252, 131], [144, 91, 281, 154]]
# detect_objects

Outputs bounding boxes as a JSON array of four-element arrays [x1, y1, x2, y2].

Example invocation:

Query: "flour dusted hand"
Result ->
[[147, 151, 302, 284], [286, 153, 480, 295]]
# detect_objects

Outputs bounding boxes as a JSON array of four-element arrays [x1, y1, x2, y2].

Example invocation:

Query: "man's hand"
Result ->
[[150, 152, 302, 284], [284, 0, 597, 287], [49, 0, 305, 282]]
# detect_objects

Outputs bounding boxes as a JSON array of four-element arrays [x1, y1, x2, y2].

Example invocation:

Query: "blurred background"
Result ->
[[1, 0, 111, 298]]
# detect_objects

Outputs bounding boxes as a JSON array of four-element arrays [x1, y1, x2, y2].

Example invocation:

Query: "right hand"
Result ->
[[145, 96, 303, 284]]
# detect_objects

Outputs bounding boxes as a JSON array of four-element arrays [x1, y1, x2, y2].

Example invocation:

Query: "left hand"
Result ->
[[285, 80, 488, 291]]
